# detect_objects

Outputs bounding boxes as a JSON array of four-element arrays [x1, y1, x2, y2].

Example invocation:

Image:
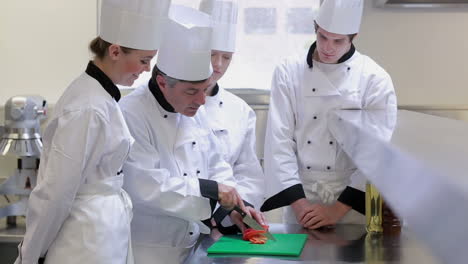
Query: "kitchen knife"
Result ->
[[233, 206, 276, 241]]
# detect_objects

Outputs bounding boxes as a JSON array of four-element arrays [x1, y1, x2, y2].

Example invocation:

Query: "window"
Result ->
[[244, 8, 277, 34], [287, 8, 316, 34], [122, 0, 320, 91]]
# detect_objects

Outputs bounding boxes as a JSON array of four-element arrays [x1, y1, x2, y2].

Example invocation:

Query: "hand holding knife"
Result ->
[[217, 183, 248, 212], [217, 184, 275, 241], [233, 206, 276, 241]]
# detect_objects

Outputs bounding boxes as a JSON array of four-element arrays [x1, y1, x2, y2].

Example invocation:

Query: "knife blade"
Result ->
[[233, 206, 276, 241]]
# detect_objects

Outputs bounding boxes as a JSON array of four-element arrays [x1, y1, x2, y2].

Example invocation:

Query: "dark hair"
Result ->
[[152, 65, 209, 88], [89, 37, 134, 59], [314, 21, 357, 42]]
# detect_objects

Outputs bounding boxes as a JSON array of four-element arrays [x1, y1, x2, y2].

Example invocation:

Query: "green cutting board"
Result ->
[[207, 234, 308, 257]]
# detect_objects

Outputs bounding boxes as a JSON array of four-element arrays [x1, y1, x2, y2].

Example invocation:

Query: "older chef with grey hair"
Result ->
[[199, 0, 266, 233], [119, 5, 251, 264], [15, 0, 169, 263], [261, 0, 397, 229]]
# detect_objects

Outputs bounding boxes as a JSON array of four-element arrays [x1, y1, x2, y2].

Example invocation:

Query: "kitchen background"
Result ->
[[1, 1, 468, 219]]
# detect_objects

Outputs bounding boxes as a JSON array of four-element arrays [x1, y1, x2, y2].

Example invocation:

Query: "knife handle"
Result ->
[[233, 206, 246, 217]]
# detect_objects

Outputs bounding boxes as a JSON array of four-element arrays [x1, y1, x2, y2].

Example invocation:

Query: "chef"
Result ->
[[119, 5, 250, 264], [199, 0, 266, 233], [15, 0, 168, 263], [261, 0, 397, 229]]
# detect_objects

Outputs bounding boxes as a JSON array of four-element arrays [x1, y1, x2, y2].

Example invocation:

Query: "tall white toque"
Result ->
[[156, 5, 213, 81], [315, 0, 363, 35], [99, 0, 171, 50], [199, 0, 238, 52]]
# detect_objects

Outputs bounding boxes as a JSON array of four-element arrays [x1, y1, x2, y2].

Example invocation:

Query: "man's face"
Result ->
[[157, 75, 211, 117], [316, 27, 353, 64], [211, 50, 233, 82]]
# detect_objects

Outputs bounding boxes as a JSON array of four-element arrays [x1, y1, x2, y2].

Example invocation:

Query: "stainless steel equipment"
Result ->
[[0, 96, 47, 226]]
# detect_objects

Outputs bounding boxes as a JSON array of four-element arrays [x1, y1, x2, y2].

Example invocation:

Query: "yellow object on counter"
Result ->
[[366, 182, 383, 234]]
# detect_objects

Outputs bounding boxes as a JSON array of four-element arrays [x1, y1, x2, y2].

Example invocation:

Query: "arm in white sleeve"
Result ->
[[206, 128, 237, 188], [122, 110, 212, 221], [212, 108, 265, 229], [363, 71, 397, 110], [19, 109, 107, 263], [231, 108, 265, 209], [261, 64, 305, 212], [337, 69, 397, 215]]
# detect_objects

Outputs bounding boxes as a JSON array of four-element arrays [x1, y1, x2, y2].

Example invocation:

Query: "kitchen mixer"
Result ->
[[0, 95, 47, 226]]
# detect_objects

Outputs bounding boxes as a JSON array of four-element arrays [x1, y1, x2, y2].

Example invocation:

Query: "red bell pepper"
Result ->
[[242, 225, 270, 244]]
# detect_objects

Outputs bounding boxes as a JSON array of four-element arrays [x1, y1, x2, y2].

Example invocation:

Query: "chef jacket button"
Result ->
[[197, 170, 201, 174], [327, 166, 331, 170], [307, 166, 311, 170], [183, 173, 187, 176], [163, 114, 168, 118], [347, 67, 351, 71], [220, 129, 224, 132], [307, 140, 311, 144], [329, 141, 333, 145], [313, 116, 317, 120], [192, 141, 196, 145], [312, 88, 316, 92], [189, 232, 193, 235], [219, 101, 223, 105]]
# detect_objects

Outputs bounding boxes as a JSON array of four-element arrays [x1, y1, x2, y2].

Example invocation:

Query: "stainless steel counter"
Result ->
[[328, 110, 468, 263], [0, 217, 23, 263], [0, 217, 24, 243], [184, 224, 439, 264]]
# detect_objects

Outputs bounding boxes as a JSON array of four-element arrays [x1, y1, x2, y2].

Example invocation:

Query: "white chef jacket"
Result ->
[[204, 85, 265, 227], [16, 62, 134, 264], [261, 44, 397, 223], [119, 81, 236, 261]]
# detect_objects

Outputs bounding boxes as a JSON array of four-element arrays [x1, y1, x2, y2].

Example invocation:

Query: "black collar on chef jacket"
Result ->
[[306, 41, 356, 69], [148, 77, 176, 113], [210, 83, 220, 97], [85, 61, 121, 102]]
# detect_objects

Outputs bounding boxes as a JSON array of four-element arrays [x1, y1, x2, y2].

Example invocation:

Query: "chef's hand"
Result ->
[[218, 183, 246, 212], [301, 201, 351, 229], [291, 198, 315, 224], [230, 206, 267, 233]]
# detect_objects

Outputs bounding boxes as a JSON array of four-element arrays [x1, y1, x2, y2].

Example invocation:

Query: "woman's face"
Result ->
[[116, 48, 157, 86], [211, 50, 233, 82]]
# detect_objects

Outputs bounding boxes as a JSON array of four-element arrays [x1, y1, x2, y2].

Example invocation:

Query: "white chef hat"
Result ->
[[99, 0, 171, 50], [199, 0, 238, 52], [156, 5, 213, 81], [315, 0, 363, 35]]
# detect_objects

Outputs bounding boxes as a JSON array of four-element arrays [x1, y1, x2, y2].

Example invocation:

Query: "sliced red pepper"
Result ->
[[242, 228, 266, 240], [242, 226, 270, 244], [249, 235, 267, 244]]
